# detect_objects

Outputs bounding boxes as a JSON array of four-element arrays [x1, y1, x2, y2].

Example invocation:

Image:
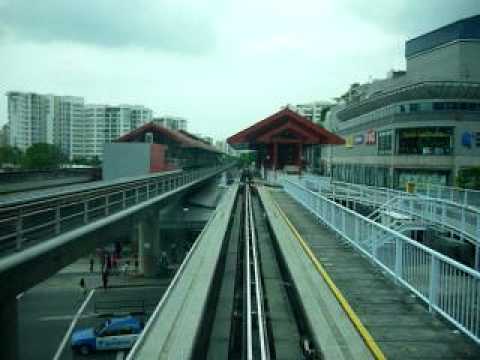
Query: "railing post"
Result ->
[[476, 221, 480, 271], [54, 206, 61, 235], [441, 202, 446, 222], [371, 225, 377, 258], [105, 196, 110, 216], [475, 243, 480, 272], [428, 256, 440, 313], [136, 188, 139, 203], [395, 238, 403, 281], [354, 215, 359, 244], [122, 191, 127, 209], [84, 202, 89, 224], [16, 210, 24, 251]]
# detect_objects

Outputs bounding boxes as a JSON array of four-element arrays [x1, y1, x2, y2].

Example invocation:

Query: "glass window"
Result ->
[[398, 127, 453, 155], [378, 130, 393, 155], [409, 103, 419, 112]]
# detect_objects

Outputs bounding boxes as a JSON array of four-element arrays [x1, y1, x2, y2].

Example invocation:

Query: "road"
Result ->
[[18, 271, 167, 360]]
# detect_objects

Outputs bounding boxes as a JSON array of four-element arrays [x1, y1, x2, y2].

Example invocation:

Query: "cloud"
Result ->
[[0, 0, 218, 54], [338, 0, 480, 38]]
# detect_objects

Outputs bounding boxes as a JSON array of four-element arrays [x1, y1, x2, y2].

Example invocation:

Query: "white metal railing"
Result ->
[[415, 183, 480, 209], [289, 174, 480, 249], [282, 178, 480, 345], [0, 165, 232, 255]]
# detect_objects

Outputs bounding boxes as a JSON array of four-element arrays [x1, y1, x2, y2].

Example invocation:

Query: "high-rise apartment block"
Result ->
[[82, 105, 152, 160], [153, 116, 187, 131], [6, 91, 153, 161], [6, 91, 84, 159]]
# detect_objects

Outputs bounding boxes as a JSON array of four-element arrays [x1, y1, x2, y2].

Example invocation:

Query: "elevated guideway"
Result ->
[[131, 182, 379, 360], [0, 164, 233, 360]]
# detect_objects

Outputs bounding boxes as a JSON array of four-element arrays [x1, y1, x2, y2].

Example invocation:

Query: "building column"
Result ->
[[298, 143, 303, 167], [136, 209, 161, 277], [475, 243, 480, 272], [0, 295, 18, 360], [272, 142, 278, 170]]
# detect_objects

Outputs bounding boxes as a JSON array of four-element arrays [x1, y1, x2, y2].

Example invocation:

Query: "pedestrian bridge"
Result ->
[[290, 173, 480, 271]]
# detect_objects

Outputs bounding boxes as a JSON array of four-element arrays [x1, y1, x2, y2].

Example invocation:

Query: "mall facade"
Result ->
[[322, 15, 480, 188]]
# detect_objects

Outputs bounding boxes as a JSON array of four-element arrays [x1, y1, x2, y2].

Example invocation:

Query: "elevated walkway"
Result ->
[[268, 189, 480, 359]]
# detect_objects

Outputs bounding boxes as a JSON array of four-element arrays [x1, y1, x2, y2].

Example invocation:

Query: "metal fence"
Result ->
[[282, 178, 480, 345], [415, 183, 480, 210], [0, 165, 231, 256], [294, 174, 480, 250]]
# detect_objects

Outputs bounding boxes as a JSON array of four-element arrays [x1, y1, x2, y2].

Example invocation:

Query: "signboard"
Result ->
[[354, 134, 364, 145], [345, 136, 353, 148], [366, 129, 376, 145]]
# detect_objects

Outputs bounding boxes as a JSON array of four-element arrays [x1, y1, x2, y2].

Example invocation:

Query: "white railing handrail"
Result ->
[[289, 174, 480, 246], [284, 179, 479, 277], [0, 164, 234, 256], [282, 178, 480, 345]]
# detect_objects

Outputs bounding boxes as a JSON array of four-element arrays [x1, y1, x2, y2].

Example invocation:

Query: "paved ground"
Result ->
[[18, 257, 169, 360], [272, 190, 480, 360]]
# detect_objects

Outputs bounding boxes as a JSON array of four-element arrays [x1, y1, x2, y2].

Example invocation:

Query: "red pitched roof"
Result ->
[[117, 122, 221, 153], [227, 107, 344, 145]]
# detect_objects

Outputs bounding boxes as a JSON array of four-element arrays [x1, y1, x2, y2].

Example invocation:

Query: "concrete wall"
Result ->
[[103, 143, 151, 181], [407, 42, 480, 81]]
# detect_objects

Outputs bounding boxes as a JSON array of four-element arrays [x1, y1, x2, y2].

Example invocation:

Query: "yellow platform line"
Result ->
[[268, 191, 386, 360]]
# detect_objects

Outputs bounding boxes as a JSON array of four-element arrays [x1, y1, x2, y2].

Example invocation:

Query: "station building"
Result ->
[[323, 15, 480, 188], [103, 122, 223, 180], [228, 107, 343, 171]]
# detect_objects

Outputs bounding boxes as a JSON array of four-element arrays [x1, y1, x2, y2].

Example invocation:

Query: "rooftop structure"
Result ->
[[228, 107, 343, 171]]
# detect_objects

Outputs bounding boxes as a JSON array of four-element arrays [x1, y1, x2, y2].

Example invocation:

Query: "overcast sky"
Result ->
[[1, 0, 479, 140]]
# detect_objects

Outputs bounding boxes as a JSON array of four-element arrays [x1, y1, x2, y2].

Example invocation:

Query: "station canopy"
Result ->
[[227, 107, 344, 148]]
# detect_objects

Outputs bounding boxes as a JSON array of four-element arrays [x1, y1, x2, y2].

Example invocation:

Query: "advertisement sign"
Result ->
[[345, 136, 353, 148], [354, 134, 364, 145], [366, 129, 376, 144]]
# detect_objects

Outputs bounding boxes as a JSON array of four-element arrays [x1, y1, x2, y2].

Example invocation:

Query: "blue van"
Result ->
[[71, 316, 143, 355]]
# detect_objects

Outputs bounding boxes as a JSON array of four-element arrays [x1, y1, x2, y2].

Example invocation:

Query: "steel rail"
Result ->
[[244, 185, 253, 360], [248, 186, 269, 360], [245, 185, 269, 360]]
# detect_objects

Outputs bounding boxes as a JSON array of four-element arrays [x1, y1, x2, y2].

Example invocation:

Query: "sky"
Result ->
[[0, 0, 479, 140]]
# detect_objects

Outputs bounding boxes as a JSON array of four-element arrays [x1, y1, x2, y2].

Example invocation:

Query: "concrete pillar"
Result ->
[[0, 295, 18, 360], [475, 244, 480, 272], [136, 209, 161, 277], [273, 142, 278, 170]]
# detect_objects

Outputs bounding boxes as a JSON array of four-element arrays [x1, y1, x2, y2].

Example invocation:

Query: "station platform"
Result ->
[[264, 189, 480, 359]]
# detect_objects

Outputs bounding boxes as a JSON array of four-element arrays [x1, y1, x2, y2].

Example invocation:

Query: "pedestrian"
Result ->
[[158, 251, 169, 276], [89, 256, 94, 273], [102, 271, 109, 290], [79, 277, 86, 296], [134, 255, 139, 273], [170, 243, 177, 264]]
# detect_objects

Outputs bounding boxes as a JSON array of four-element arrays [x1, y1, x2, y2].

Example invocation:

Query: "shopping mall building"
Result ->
[[323, 15, 480, 188]]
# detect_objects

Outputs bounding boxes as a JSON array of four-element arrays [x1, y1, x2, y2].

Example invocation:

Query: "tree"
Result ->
[[0, 145, 23, 167], [21, 143, 66, 169], [456, 167, 480, 190]]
